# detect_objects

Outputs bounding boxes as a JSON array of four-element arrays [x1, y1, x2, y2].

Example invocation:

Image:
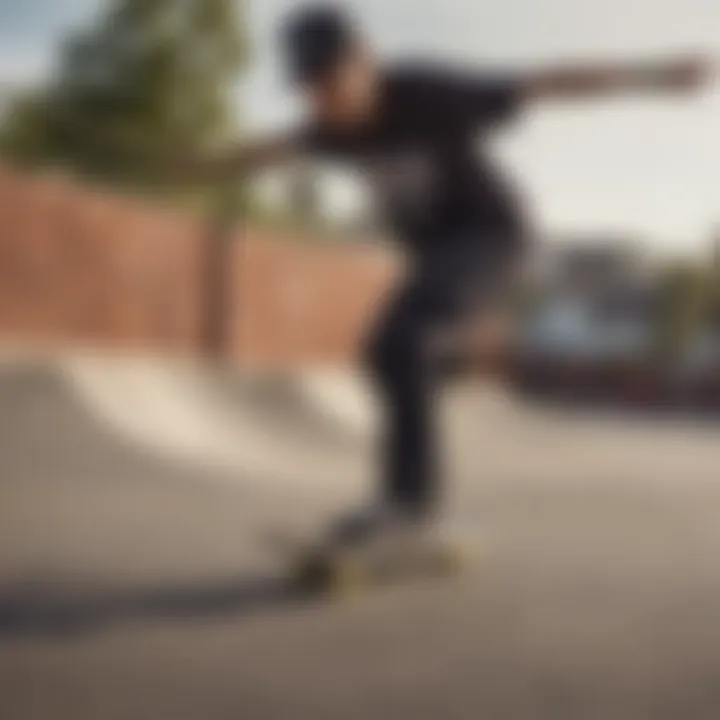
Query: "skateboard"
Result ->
[[281, 527, 471, 597]]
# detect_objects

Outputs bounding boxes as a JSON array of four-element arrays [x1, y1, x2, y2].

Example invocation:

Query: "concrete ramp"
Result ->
[[3, 352, 720, 498], [0, 354, 374, 499]]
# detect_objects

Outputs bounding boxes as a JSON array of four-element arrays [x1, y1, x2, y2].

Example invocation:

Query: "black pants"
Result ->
[[365, 235, 520, 517]]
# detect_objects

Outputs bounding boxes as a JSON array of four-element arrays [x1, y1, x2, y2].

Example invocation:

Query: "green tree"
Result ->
[[1, 0, 248, 192], [654, 262, 713, 363], [0, 92, 55, 164]]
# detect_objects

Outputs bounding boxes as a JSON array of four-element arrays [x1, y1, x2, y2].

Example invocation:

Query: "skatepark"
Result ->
[[1, 7, 719, 708], [2, 353, 720, 719]]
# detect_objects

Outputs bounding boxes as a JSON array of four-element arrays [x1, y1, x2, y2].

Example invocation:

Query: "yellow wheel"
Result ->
[[291, 552, 328, 593], [292, 549, 368, 597], [326, 554, 369, 597]]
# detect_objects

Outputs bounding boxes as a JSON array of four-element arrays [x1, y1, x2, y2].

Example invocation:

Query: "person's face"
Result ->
[[302, 47, 380, 128]]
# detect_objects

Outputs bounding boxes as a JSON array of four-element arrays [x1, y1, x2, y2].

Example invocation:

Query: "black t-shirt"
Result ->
[[300, 63, 526, 249]]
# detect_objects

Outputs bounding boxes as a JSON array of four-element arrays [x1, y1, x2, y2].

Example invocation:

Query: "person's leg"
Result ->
[[365, 237, 522, 523], [365, 280, 440, 517], [325, 286, 436, 548]]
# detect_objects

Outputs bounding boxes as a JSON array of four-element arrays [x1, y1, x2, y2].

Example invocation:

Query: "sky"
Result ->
[[1, 0, 719, 252]]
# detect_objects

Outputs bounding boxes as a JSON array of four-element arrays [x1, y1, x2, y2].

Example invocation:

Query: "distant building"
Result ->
[[530, 237, 653, 297], [520, 237, 659, 364]]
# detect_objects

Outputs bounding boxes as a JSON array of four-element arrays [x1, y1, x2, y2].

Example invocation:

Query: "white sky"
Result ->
[[1, 0, 719, 251]]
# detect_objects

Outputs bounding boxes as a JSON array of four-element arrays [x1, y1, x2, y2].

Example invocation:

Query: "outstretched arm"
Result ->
[[173, 132, 302, 185], [523, 56, 713, 102]]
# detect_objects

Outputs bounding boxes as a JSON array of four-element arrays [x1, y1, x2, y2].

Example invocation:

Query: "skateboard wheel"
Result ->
[[292, 551, 366, 596], [292, 554, 329, 592], [327, 556, 367, 596]]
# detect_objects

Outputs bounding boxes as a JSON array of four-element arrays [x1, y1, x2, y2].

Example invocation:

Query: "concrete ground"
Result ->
[[1, 357, 720, 719]]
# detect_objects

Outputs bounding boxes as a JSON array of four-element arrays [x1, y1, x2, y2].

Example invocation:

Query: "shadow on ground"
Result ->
[[0, 573, 307, 641]]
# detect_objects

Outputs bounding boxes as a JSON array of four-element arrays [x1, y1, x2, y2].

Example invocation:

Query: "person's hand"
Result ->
[[659, 56, 714, 92]]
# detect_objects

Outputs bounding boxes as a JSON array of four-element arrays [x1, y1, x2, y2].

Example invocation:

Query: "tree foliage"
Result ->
[[1, 0, 248, 192], [654, 262, 717, 362]]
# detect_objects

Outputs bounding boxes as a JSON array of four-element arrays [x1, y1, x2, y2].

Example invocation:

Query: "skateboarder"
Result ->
[[181, 5, 711, 546]]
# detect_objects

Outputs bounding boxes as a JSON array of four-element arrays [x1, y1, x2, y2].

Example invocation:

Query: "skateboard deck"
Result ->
[[284, 529, 472, 596]]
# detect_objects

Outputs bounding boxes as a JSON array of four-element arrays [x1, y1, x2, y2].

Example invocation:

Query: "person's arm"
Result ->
[[523, 56, 712, 102], [408, 55, 711, 131], [173, 132, 302, 185]]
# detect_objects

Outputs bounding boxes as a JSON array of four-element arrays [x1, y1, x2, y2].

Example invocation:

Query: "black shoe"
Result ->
[[327, 504, 431, 550]]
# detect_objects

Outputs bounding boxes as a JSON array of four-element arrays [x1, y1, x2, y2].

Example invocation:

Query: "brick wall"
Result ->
[[230, 231, 397, 365], [0, 168, 398, 365]]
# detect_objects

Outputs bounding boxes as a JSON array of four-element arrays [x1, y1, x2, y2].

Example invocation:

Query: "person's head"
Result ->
[[282, 5, 380, 128]]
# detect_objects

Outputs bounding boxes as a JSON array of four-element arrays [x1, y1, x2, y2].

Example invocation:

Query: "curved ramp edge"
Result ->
[[61, 355, 370, 495]]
